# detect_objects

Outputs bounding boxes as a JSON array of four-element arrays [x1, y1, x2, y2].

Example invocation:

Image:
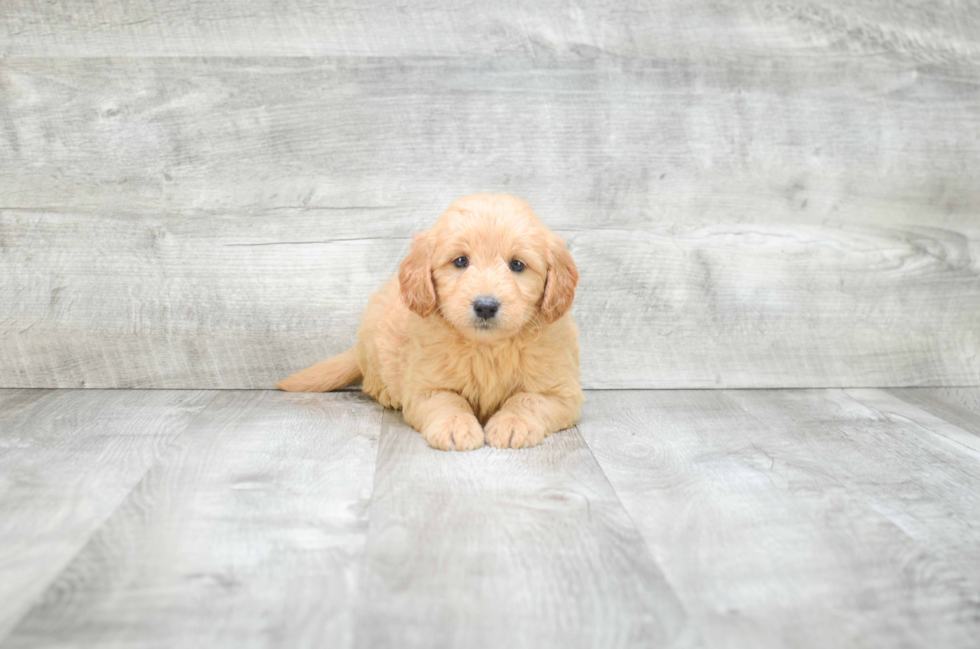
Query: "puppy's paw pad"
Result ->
[[485, 412, 546, 449], [424, 415, 484, 452]]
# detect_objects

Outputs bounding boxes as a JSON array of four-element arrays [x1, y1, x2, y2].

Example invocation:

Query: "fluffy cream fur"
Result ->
[[276, 194, 583, 451]]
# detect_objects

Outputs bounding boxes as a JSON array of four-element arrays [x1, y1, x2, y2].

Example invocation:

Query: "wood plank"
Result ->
[[887, 388, 980, 438], [3, 1, 978, 59], [726, 388, 980, 605], [0, 388, 53, 421], [847, 388, 980, 457], [351, 411, 691, 649], [580, 389, 980, 649], [3, 57, 979, 215], [2, 390, 382, 649], [727, 389, 980, 622], [0, 388, 216, 642], [2, 207, 976, 389], [1, 55, 978, 389]]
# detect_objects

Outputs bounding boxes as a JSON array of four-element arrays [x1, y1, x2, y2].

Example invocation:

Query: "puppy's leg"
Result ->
[[403, 391, 484, 451], [484, 392, 581, 449]]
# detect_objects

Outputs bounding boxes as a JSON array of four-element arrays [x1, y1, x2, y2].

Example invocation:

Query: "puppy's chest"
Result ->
[[455, 346, 528, 420]]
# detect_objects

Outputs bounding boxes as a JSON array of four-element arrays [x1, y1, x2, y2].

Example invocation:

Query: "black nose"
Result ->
[[472, 296, 500, 320]]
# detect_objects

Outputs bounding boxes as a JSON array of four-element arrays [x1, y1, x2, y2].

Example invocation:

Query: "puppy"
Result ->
[[276, 193, 583, 451]]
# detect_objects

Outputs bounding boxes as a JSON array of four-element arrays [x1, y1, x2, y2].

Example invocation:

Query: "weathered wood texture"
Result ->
[[352, 411, 690, 649], [3, 388, 980, 646], [3, 1, 979, 59], [0, 389, 216, 640], [888, 388, 980, 438], [1, 53, 978, 389], [581, 389, 980, 648], [3, 390, 382, 649]]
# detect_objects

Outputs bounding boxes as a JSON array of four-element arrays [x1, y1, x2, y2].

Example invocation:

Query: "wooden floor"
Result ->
[[1, 387, 979, 648]]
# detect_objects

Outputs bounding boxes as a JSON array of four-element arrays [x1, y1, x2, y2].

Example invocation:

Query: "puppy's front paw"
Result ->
[[423, 414, 484, 451], [484, 411, 547, 449]]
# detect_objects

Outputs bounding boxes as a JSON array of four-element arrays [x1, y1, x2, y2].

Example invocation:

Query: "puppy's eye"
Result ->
[[509, 259, 526, 272], [453, 256, 469, 269]]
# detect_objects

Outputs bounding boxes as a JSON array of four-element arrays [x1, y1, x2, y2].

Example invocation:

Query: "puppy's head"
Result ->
[[398, 194, 578, 340]]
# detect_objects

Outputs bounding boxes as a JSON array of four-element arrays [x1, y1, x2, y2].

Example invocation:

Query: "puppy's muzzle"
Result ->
[[472, 296, 500, 321]]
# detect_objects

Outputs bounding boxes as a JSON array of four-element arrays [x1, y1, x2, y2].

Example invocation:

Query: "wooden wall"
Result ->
[[1, 2, 978, 389]]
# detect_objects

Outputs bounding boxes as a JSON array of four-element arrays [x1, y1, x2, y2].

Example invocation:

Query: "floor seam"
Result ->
[[346, 404, 388, 649], [572, 421, 697, 642], [0, 389, 224, 646]]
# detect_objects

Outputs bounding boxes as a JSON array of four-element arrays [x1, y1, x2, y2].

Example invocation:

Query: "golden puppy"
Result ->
[[277, 194, 583, 451]]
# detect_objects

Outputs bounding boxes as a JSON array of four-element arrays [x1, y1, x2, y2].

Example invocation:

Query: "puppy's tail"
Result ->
[[275, 347, 362, 392]]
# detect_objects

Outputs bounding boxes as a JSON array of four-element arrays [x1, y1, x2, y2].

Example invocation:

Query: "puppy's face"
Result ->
[[399, 194, 578, 340]]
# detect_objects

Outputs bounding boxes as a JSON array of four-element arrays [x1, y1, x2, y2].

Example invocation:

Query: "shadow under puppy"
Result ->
[[277, 194, 583, 451]]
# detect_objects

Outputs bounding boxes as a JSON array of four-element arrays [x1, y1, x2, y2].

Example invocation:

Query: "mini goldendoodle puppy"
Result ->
[[277, 193, 583, 451]]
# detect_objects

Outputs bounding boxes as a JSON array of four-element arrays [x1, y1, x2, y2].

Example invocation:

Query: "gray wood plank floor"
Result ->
[[887, 388, 980, 439], [0, 389, 217, 640], [2, 391, 381, 649], [352, 412, 689, 649], [1, 387, 979, 648]]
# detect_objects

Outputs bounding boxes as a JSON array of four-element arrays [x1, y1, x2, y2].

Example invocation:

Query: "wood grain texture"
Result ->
[[580, 389, 980, 649], [2, 0, 979, 60], [2, 387, 979, 646], [888, 388, 980, 438], [0, 389, 216, 642], [352, 411, 691, 649], [851, 388, 980, 456], [3, 57, 980, 214], [3, 390, 382, 649], [729, 388, 980, 591], [1, 54, 978, 389]]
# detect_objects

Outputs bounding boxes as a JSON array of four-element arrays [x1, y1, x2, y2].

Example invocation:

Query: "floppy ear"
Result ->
[[540, 234, 578, 323], [398, 231, 437, 317]]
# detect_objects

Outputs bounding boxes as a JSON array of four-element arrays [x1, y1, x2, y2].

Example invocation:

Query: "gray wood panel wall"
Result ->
[[1, 2, 978, 389]]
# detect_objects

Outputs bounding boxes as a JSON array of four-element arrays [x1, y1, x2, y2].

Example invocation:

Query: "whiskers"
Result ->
[[524, 311, 545, 342], [434, 301, 546, 340]]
